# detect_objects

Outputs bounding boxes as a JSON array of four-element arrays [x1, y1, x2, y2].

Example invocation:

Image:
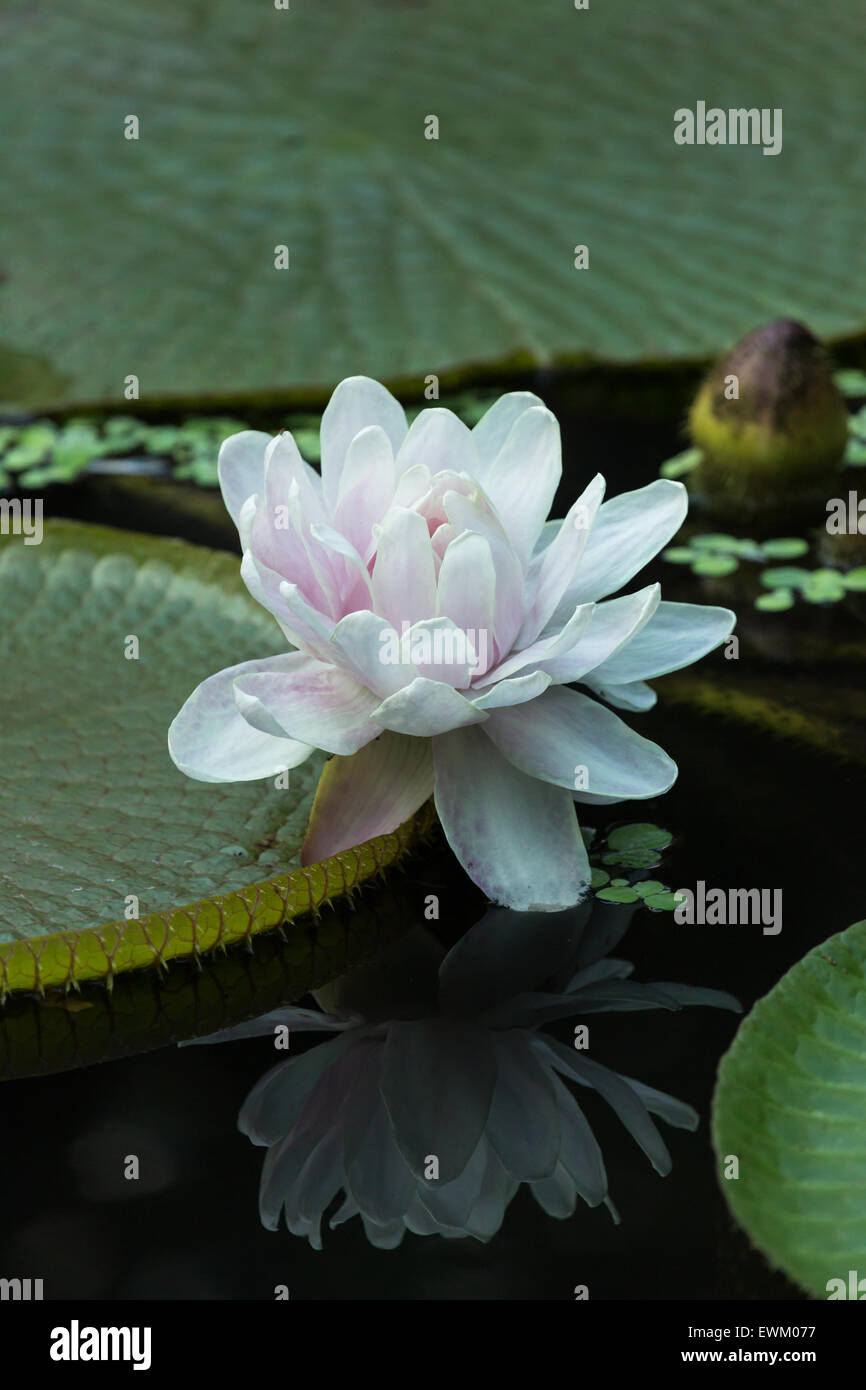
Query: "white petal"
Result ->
[[552, 478, 688, 617], [435, 530, 497, 674], [586, 601, 736, 685], [485, 686, 677, 799], [233, 654, 381, 755], [329, 609, 421, 697], [518, 475, 606, 645], [370, 507, 437, 629], [371, 677, 487, 736], [471, 670, 551, 710], [432, 725, 591, 910], [168, 655, 314, 783], [585, 679, 658, 712], [301, 731, 434, 864], [218, 430, 272, 527], [333, 425, 397, 555], [319, 376, 407, 512], [471, 391, 546, 468], [474, 406, 561, 568], [394, 407, 479, 477], [539, 584, 660, 683]]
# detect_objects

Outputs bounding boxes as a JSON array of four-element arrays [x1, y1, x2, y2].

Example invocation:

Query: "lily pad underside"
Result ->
[[2, 0, 866, 410], [0, 522, 432, 999]]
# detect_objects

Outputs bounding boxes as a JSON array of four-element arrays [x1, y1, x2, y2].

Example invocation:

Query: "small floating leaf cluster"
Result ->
[[585, 823, 682, 910], [663, 531, 866, 611], [0, 391, 500, 491]]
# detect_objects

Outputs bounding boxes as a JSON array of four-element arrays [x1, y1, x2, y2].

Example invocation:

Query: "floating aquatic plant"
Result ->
[[168, 378, 735, 911]]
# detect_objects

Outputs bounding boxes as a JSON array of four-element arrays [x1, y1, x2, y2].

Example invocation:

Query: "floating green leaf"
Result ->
[[842, 567, 866, 590], [801, 569, 847, 603], [607, 824, 673, 852], [595, 886, 640, 905], [835, 369, 866, 398], [760, 537, 810, 559], [4, 0, 866, 410], [0, 523, 432, 998], [663, 546, 699, 565], [755, 587, 795, 612], [712, 920, 866, 1297], [691, 553, 739, 577], [660, 448, 702, 480], [643, 892, 684, 911], [759, 566, 810, 590]]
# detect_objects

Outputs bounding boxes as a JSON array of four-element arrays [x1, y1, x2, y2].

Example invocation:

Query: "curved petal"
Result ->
[[370, 507, 437, 629], [218, 430, 271, 527], [432, 725, 591, 910], [444, 489, 523, 661], [234, 654, 381, 755], [329, 609, 421, 697], [549, 478, 688, 622], [539, 584, 660, 683], [371, 677, 487, 737], [394, 407, 479, 478], [332, 425, 396, 555], [320, 376, 407, 512], [471, 390, 546, 469], [586, 600, 736, 685], [518, 475, 606, 645], [471, 670, 551, 710], [168, 655, 314, 783], [485, 685, 677, 799], [435, 530, 497, 675], [475, 406, 562, 568], [300, 731, 434, 864], [585, 678, 658, 712]]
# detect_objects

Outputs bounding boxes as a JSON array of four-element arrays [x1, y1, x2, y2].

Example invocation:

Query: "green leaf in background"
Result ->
[[3, 0, 866, 409], [760, 537, 810, 559], [842, 567, 866, 590], [0, 523, 431, 998], [801, 569, 847, 604], [607, 823, 673, 853], [835, 369, 866, 398], [759, 566, 810, 590], [659, 448, 703, 480], [755, 587, 795, 612], [712, 920, 866, 1297]]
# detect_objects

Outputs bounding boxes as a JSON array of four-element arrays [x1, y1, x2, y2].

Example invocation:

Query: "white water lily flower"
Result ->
[[168, 377, 734, 910]]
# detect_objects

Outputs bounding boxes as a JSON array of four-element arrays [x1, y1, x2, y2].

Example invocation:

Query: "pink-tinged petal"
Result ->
[[329, 610, 421, 698], [444, 490, 523, 661], [433, 726, 590, 910], [471, 391, 546, 470], [371, 507, 437, 629], [320, 377, 407, 512], [431, 522, 456, 561], [539, 584, 660, 684], [436, 531, 496, 676], [168, 655, 314, 783], [471, 670, 551, 710], [395, 408, 479, 478], [233, 654, 381, 755], [584, 679, 657, 712], [398, 616, 480, 687], [475, 406, 561, 568], [390, 463, 432, 512], [550, 479, 688, 621], [518, 474, 605, 645], [333, 426, 396, 555], [264, 432, 327, 526], [218, 430, 271, 527], [474, 601, 594, 688], [485, 686, 677, 799], [249, 488, 336, 616], [276, 579, 336, 658], [308, 522, 373, 615], [585, 601, 736, 685], [371, 678, 488, 737], [300, 732, 434, 864]]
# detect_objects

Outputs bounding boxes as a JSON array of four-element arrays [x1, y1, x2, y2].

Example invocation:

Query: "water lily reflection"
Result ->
[[189, 903, 738, 1249]]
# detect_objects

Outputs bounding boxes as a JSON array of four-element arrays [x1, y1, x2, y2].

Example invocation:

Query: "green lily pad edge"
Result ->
[[0, 521, 435, 1001], [712, 918, 866, 1297]]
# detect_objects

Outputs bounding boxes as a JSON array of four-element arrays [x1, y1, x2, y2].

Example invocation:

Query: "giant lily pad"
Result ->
[[0, 522, 431, 998], [1, 0, 865, 410], [712, 920, 866, 1296]]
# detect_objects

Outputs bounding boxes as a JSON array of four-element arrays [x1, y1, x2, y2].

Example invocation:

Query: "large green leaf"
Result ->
[[0, 522, 431, 998], [712, 921, 866, 1296], [2, 0, 865, 410]]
